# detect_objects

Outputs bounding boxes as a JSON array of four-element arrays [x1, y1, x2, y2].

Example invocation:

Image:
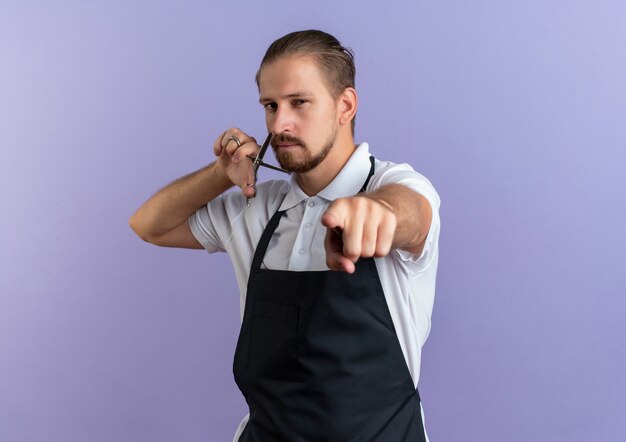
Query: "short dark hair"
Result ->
[[255, 30, 357, 136]]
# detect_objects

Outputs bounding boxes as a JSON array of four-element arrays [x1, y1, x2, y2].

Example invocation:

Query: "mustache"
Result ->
[[272, 134, 305, 147]]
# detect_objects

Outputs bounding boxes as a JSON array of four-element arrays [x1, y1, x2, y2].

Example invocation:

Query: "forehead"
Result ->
[[258, 55, 331, 102]]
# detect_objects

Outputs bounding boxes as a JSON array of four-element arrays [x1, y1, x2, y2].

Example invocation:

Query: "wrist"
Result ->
[[211, 161, 234, 187], [362, 193, 396, 217]]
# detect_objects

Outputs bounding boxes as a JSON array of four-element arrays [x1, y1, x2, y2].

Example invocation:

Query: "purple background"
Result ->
[[1, 1, 625, 441]]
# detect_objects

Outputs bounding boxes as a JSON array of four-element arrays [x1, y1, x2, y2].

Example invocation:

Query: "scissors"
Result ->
[[246, 132, 290, 207]]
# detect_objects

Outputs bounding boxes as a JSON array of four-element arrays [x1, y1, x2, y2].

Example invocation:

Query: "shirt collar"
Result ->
[[279, 142, 372, 211]]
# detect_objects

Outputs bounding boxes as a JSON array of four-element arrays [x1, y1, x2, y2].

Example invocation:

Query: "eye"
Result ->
[[293, 99, 307, 106], [264, 102, 277, 112]]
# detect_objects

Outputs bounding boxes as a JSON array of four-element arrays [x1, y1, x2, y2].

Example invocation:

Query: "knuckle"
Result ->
[[239, 144, 257, 159], [215, 132, 225, 146], [343, 243, 360, 259], [226, 144, 239, 156], [362, 243, 375, 257], [334, 197, 349, 207], [374, 244, 390, 257]]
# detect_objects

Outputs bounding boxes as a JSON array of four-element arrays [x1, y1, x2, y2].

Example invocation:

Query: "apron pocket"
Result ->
[[247, 299, 303, 382]]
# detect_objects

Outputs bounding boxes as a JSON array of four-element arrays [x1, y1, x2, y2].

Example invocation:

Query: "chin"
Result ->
[[276, 152, 309, 173]]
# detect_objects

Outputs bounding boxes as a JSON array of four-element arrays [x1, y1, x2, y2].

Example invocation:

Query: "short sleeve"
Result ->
[[367, 160, 441, 274], [188, 195, 230, 253], [187, 179, 290, 254]]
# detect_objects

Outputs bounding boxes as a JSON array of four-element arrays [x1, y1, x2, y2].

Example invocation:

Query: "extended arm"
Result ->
[[322, 183, 432, 273]]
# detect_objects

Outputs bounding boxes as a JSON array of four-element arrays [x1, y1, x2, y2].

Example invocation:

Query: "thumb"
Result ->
[[324, 224, 355, 274], [241, 183, 256, 198]]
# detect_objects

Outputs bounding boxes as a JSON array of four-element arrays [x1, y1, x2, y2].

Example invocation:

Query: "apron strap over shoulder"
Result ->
[[250, 155, 374, 272], [250, 209, 285, 272], [359, 155, 375, 194]]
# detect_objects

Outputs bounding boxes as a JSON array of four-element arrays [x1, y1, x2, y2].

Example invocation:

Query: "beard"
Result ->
[[271, 124, 338, 174]]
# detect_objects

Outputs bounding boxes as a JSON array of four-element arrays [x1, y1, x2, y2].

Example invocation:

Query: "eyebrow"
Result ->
[[258, 92, 312, 104]]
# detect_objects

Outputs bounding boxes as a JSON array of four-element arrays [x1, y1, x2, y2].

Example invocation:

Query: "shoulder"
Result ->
[[368, 158, 441, 209], [367, 157, 441, 272]]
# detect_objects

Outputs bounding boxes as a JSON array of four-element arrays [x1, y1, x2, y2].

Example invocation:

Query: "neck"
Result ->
[[295, 132, 357, 196]]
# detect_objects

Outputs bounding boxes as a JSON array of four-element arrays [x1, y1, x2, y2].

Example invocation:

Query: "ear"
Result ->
[[337, 87, 358, 127]]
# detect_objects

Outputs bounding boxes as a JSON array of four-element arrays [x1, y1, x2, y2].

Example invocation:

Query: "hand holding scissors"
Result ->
[[215, 129, 289, 205], [246, 132, 290, 207]]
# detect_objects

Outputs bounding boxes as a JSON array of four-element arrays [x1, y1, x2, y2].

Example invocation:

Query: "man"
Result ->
[[130, 30, 440, 441]]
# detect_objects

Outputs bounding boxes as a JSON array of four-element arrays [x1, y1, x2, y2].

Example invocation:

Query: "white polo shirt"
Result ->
[[188, 142, 440, 441]]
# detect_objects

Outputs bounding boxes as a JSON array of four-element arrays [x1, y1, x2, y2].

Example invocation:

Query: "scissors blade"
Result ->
[[252, 132, 273, 178], [246, 132, 273, 207]]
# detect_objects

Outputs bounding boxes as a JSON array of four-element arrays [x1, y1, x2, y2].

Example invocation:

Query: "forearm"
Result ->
[[129, 161, 233, 240], [363, 183, 432, 254]]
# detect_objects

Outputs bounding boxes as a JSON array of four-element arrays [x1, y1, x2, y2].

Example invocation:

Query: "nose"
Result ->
[[268, 105, 294, 135]]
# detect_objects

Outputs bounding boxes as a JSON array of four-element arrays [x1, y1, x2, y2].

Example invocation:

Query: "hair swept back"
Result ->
[[255, 29, 357, 136]]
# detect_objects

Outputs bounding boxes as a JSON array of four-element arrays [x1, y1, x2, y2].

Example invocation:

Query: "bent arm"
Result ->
[[129, 128, 261, 248], [128, 161, 233, 247]]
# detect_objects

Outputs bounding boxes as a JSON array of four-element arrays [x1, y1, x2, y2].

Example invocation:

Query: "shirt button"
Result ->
[[308, 200, 315, 207], [298, 248, 306, 255], [304, 222, 312, 228]]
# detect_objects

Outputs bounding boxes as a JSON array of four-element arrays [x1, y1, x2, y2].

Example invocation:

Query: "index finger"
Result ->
[[214, 131, 227, 156]]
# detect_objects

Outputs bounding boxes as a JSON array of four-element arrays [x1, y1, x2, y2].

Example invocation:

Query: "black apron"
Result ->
[[233, 157, 426, 441]]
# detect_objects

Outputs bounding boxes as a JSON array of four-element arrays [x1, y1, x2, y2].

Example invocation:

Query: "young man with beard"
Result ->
[[130, 30, 440, 441]]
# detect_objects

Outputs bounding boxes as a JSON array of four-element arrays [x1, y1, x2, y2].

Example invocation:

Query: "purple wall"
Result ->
[[2, 1, 625, 441]]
